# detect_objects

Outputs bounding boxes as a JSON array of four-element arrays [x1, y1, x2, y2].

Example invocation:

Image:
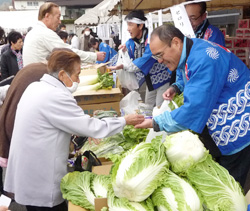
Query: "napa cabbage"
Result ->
[[111, 136, 169, 202], [152, 170, 203, 211], [60, 171, 95, 210], [92, 174, 111, 198]]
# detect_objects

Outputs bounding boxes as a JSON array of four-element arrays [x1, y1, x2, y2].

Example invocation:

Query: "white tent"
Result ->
[[0, 10, 38, 33]]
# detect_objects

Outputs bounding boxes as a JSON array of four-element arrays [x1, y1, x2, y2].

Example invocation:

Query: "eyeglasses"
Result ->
[[152, 45, 168, 60], [189, 14, 202, 22]]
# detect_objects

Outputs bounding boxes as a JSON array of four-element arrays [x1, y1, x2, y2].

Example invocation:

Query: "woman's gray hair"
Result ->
[[151, 24, 184, 46], [49, 70, 60, 79]]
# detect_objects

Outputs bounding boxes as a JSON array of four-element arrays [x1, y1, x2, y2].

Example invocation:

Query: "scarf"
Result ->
[[11, 48, 23, 70]]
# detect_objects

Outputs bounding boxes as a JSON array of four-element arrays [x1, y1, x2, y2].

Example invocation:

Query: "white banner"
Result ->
[[170, 4, 195, 38], [158, 9, 163, 26], [147, 12, 153, 44]]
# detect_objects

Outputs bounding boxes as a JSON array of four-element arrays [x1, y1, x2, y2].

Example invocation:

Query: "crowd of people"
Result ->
[[0, 0, 249, 210]]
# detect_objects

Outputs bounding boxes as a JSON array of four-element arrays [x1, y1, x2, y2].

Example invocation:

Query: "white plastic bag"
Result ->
[[116, 50, 139, 91], [120, 91, 141, 115]]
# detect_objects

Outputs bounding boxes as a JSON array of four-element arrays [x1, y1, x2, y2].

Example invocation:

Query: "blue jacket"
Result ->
[[97, 42, 117, 65], [155, 37, 250, 155], [126, 36, 171, 90], [196, 19, 225, 47]]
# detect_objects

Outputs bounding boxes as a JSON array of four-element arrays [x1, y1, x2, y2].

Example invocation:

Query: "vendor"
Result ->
[[109, 10, 172, 108], [135, 24, 250, 192], [89, 37, 118, 66], [4, 49, 144, 211]]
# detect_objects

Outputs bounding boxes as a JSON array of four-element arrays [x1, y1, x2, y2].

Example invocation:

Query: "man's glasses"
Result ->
[[189, 14, 202, 22], [152, 45, 168, 60]]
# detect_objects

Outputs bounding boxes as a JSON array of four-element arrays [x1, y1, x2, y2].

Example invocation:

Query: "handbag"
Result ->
[[74, 150, 102, 172]]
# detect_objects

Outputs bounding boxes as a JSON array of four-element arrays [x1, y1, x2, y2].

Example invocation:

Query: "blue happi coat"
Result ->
[[97, 42, 117, 65], [195, 19, 225, 47], [155, 37, 250, 155], [126, 36, 171, 90]]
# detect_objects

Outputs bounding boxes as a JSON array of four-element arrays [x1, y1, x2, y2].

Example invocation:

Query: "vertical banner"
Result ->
[[147, 12, 153, 44], [170, 4, 195, 38], [158, 9, 163, 26]]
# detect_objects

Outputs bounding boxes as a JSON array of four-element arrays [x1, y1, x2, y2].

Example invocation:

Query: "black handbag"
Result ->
[[74, 150, 102, 172]]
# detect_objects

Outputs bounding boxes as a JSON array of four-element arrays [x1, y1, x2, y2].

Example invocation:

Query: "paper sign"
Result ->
[[170, 4, 195, 38], [158, 9, 163, 26], [0, 195, 11, 207], [147, 13, 153, 44]]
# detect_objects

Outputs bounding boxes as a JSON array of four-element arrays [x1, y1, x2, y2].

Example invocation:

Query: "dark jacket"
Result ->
[[0, 48, 21, 80], [0, 63, 48, 158]]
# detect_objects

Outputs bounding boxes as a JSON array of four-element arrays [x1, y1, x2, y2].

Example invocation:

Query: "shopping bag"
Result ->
[[74, 150, 102, 172], [116, 50, 139, 91]]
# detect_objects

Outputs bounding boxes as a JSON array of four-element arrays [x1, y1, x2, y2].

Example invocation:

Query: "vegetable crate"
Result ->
[[74, 67, 123, 116]]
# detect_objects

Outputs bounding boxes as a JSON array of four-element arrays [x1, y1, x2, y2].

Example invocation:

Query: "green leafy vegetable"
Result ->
[[97, 70, 114, 90], [111, 136, 169, 202], [60, 171, 95, 210], [107, 188, 154, 211], [164, 130, 208, 173], [186, 154, 247, 211], [169, 93, 184, 111], [92, 174, 111, 198], [152, 170, 203, 211], [122, 125, 149, 150]]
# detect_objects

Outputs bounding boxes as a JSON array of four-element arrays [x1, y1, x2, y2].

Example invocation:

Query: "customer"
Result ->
[[1, 31, 23, 80], [185, 0, 225, 46], [135, 24, 250, 191], [79, 27, 93, 51], [4, 50, 144, 210], [89, 37, 117, 65], [22, 2, 105, 66], [109, 10, 171, 107], [57, 30, 68, 43]]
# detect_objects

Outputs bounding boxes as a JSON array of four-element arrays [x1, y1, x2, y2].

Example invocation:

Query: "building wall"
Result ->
[[14, 1, 45, 10]]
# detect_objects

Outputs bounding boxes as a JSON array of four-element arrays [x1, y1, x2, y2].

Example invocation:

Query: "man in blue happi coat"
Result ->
[[185, 0, 225, 46], [135, 24, 250, 191], [110, 10, 171, 107]]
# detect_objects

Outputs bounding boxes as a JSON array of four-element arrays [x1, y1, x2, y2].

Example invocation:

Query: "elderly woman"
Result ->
[[4, 49, 144, 211]]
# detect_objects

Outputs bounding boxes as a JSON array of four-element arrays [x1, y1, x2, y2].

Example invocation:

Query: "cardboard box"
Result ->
[[238, 19, 250, 29], [236, 28, 244, 37], [235, 48, 249, 57], [245, 29, 250, 38], [225, 37, 234, 48], [234, 38, 250, 48], [68, 159, 113, 211], [74, 65, 123, 116]]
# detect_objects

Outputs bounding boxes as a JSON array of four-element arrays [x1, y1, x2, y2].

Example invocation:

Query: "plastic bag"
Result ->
[[120, 91, 141, 115], [116, 50, 139, 91]]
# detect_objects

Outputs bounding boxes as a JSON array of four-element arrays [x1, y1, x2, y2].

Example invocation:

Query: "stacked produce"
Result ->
[[74, 70, 114, 93], [78, 126, 149, 159], [62, 130, 248, 211]]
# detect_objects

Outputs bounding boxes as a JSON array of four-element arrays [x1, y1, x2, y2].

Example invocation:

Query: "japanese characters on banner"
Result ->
[[170, 4, 195, 38], [158, 10, 163, 26]]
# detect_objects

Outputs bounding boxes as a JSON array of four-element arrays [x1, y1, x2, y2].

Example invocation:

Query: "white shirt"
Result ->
[[23, 21, 96, 66], [4, 74, 126, 207], [71, 35, 80, 49]]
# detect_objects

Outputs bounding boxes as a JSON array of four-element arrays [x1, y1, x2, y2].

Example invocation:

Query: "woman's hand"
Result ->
[[124, 114, 145, 126], [0, 206, 10, 211], [88, 137, 102, 145], [118, 44, 127, 52], [109, 64, 124, 71]]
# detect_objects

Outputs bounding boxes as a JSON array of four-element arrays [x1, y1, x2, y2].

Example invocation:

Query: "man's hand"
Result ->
[[96, 51, 106, 61], [134, 119, 153, 129], [124, 114, 145, 126], [163, 86, 176, 100], [118, 44, 127, 52], [109, 64, 124, 71]]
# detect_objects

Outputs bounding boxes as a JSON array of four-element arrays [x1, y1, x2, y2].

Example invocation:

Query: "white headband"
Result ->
[[126, 17, 146, 24]]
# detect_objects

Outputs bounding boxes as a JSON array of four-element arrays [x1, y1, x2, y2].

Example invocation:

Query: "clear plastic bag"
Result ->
[[116, 50, 139, 91]]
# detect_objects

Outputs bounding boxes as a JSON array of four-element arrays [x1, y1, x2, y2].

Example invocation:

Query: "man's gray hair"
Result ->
[[151, 24, 184, 46]]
